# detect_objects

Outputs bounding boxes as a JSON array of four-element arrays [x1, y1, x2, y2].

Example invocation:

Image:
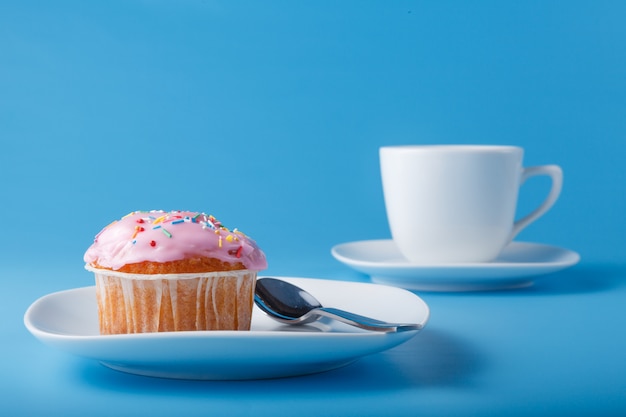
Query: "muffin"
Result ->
[[84, 210, 267, 334]]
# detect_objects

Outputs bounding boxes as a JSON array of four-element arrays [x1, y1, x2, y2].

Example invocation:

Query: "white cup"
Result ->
[[380, 145, 563, 264]]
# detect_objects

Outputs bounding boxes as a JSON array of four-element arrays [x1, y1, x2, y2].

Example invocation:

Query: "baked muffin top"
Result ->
[[84, 210, 267, 272]]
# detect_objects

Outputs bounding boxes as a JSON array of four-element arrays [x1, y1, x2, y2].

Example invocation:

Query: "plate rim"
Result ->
[[24, 277, 429, 339], [23, 276, 429, 379]]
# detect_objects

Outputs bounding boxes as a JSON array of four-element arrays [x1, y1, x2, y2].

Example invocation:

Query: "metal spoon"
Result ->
[[254, 277, 423, 333]]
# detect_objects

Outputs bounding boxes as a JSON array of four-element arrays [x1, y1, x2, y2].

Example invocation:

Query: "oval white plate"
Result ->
[[331, 240, 580, 291], [24, 277, 429, 380]]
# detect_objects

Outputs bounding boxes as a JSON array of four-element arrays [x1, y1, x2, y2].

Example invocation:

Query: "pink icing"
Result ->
[[84, 210, 267, 271]]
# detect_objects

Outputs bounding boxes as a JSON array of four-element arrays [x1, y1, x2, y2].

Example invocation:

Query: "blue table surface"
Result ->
[[2, 1, 626, 416], [5, 260, 626, 417]]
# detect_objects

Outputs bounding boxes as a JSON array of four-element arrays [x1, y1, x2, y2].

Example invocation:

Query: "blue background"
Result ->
[[1, 1, 625, 416]]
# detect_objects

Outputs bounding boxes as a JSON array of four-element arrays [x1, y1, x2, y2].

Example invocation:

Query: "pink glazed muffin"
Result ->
[[84, 210, 267, 335]]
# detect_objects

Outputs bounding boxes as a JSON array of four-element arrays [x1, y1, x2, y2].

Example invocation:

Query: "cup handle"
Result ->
[[511, 165, 563, 240]]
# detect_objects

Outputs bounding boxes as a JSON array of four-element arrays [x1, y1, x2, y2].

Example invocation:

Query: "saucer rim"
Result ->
[[330, 240, 580, 291], [331, 239, 580, 269]]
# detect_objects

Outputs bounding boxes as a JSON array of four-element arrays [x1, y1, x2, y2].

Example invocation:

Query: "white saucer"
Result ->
[[331, 240, 580, 292], [24, 277, 429, 380]]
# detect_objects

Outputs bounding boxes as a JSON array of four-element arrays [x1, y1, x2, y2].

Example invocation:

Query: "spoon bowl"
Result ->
[[254, 277, 423, 333]]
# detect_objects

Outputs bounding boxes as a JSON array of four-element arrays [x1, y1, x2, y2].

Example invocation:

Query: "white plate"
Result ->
[[331, 240, 580, 292], [24, 277, 429, 380]]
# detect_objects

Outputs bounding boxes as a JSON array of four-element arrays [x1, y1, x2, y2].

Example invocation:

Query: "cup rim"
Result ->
[[380, 144, 523, 154]]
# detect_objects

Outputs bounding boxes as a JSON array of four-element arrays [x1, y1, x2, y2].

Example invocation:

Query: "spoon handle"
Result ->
[[312, 307, 423, 333]]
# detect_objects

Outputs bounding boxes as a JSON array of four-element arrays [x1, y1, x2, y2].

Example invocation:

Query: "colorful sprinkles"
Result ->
[[85, 209, 267, 272], [99, 210, 250, 259]]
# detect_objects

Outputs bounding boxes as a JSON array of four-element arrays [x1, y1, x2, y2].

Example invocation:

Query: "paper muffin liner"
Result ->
[[85, 266, 257, 334]]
